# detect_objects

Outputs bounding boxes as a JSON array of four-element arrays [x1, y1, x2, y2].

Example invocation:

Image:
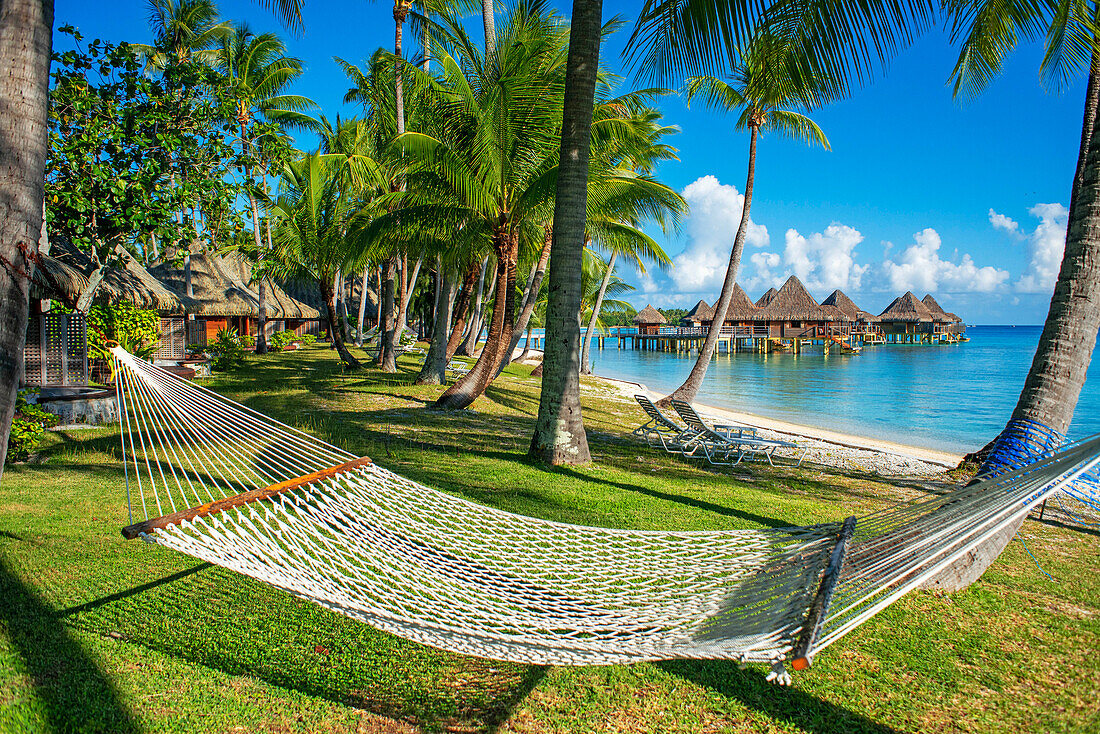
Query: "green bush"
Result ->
[[239, 334, 256, 348], [270, 330, 296, 351], [210, 327, 245, 371], [86, 301, 160, 358], [7, 390, 59, 464], [298, 333, 317, 347]]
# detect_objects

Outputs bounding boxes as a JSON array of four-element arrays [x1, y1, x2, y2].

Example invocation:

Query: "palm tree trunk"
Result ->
[[375, 264, 383, 328], [529, 0, 602, 464], [249, 190, 269, 354], [518, 322, 534, 362], [659, 124, 758, 408], [320, 275, 361, 369], [0, 0, 53, 472], [416, 271, 456, 385], [482, 0, 496, 56], [447, 259, 483, 360], [580, 249, 616, 374], [436, 230, 519, 409], [397, 251, 422, 336], [500, 227, 553, 372], [356, 264, 370, 346], [458, 255, 492, 356], [429, 257, 442, 341], [336, 268, 349, 340], [379, 256, 398, 372]]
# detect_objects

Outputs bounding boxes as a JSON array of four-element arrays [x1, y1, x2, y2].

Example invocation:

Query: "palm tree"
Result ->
[[132, 0, 231, 71], [269, 151, 381, 369], [528, 0, 604, 464], [580, 104, 681, 374], [628, 0, 1100, 588], [661, 34, 830, 406], [375, 1, 570, 408], [218, 25, 316, 354]]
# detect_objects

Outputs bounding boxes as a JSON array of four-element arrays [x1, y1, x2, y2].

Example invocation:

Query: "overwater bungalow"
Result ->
[[921, 294, 966, 336], [821, 289, 879, 336], [151, 247, 322, 346], [681, 299, 714, 327], [877, 291, 936, 341], [633, 304, 667, 335], [751, 276, 834, 339], [701, 283, 762, 335]]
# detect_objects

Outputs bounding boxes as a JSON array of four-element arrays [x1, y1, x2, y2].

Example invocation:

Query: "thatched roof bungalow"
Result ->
[[921, 294, 965, 335], [633, 304, 667, 335], [755, 287, 778, 308], [681, 299, 714, 327], [703, 283, 760, 331], [878, 291, 934, 335], [750, 276, 834, 337], [31, 239, 193, 313], [151, 247, 322, 345], [821, 289, 878, 330]]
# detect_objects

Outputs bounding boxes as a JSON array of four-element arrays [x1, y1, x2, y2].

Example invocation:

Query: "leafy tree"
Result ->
[[46, 27, 239, 308]]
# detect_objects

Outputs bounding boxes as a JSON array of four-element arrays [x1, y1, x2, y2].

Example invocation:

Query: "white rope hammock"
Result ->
[[108, 346, 1100, 680]]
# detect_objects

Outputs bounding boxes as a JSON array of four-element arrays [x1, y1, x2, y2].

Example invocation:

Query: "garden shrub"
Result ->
[[211, 327, 245, 371], [86, 301, 160, 359], [7, 390, 59, 464], [270, 330, 296, 350]]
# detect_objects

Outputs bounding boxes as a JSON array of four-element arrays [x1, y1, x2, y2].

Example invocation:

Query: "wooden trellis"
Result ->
[[24, 313, 88, 386]]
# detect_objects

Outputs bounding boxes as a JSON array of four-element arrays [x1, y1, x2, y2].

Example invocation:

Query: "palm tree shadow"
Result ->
[[0, 556, 138, 733], [659, 659, 901, 734]]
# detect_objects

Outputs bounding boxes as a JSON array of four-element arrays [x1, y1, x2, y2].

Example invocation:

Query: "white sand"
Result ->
[[587, 373, 961, 478]]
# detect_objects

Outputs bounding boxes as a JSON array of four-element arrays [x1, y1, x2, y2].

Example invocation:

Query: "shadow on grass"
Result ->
[[659, 659, 901, 734], [0, 556, 138, 733], [66, 562, 547, 733]]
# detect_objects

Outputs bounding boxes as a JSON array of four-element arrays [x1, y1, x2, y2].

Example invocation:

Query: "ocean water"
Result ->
[[529, 326, 1100, 454]]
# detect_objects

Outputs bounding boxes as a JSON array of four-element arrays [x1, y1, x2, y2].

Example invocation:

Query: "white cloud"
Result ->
[[670, 175, 769, 294], [881, 228, 1009, 293], [989, 209, 1023, 239], [783, 224, 870, 293], [1015, 203, 1067, 293]]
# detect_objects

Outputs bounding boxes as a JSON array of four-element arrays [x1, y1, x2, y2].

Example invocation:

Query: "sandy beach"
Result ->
[[587, 372, 961, 477]]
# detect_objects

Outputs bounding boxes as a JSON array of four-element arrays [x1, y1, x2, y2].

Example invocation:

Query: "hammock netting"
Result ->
[[109, 347, 1100, 674]]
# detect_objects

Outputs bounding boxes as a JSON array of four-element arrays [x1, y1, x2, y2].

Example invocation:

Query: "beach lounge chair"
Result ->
[[447, 360, 471, 381], [632, 395, 700, 452], [670, 400, 807, 467]]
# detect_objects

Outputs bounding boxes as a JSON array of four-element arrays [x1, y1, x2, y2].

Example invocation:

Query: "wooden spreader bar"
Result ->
[[122, 457, 373, 540], [790, 515, 858, 671]]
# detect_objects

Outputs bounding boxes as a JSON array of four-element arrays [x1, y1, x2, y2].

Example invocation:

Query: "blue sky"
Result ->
[[56, 0, 1085, 324]]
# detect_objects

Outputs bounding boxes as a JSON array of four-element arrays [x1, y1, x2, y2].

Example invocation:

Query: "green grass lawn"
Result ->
[[1, 345, 1097, 733]]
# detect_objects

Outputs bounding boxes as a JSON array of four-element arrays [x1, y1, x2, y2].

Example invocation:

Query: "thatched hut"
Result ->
[[877, 291, 934, 336], [151, 247, 322, 346], [703, 283, 760, 334], [681, 299, 714, 327], [921, 294, 965, 334], [754, 287, 778, 308], [821, 289, 878, 333], [752, 276, 832, 337], [633, 304, 667, 335], [29, 240, 198, 362]]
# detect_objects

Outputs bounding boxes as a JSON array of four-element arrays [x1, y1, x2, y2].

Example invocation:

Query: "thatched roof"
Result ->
[[151, 247, 320, 319], [31, 240, 193, 313], [755, 287, 778, 308], [879, 291, 933, 322], [633, 304, 667, 324], [712, 283, 758, 321], [683, 299, 714, 323], [756, 276, 830, 321], [921, 294, 962, 323], [821, 289, 877, 323]]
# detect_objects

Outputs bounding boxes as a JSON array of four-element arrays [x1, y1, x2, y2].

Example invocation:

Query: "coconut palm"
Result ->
[[218, 25, 316, 354], [660, 32, 831, 407], [580, 103, 682, 374], [372, 1, 570, 408], [528, 0, 605, 464], [268, 151, 382, 369], [132, 0, 231, 71]]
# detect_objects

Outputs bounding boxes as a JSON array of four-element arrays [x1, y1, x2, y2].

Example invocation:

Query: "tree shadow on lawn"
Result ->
[[0, 556, 139, 733], [659, 659, 901, 734], [65, 562, 546, 733]]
